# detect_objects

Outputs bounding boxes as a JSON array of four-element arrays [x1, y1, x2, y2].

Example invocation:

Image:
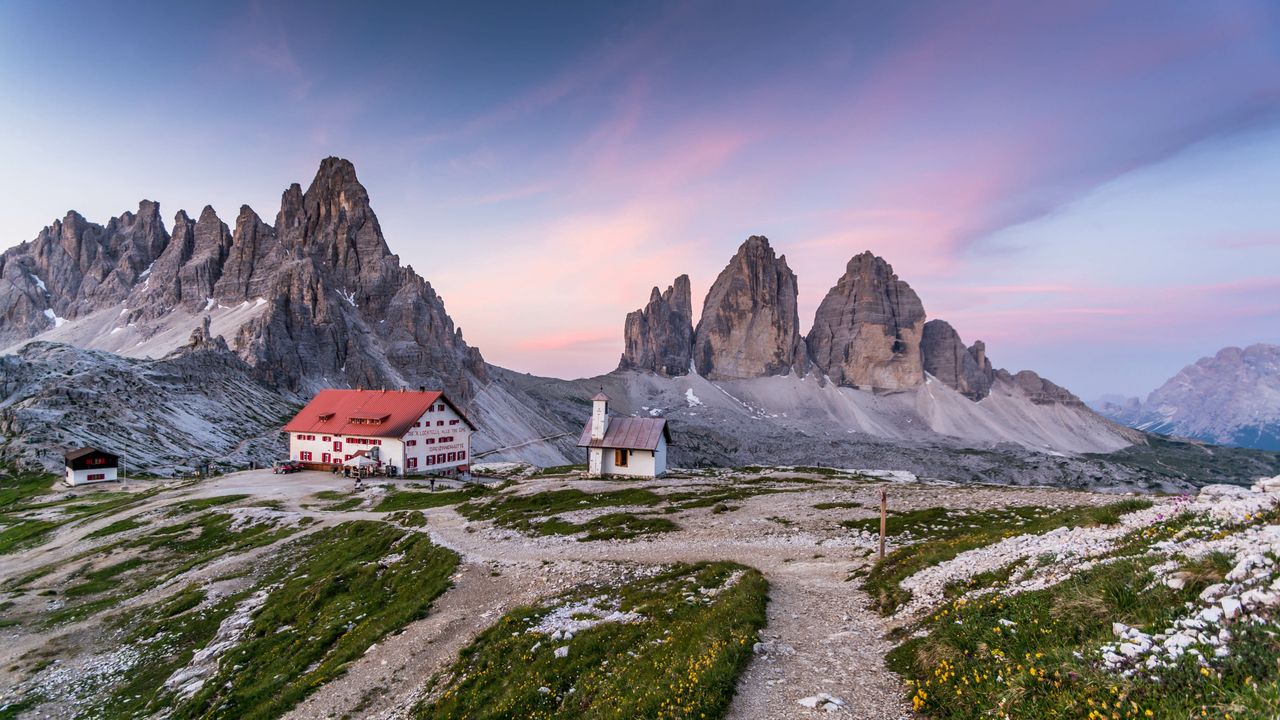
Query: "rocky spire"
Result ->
[[693, 236, 807, 380], [173, 206, 233, 313], [921, 319, 994, 400], [805, 251, 926, 391], [213, 205, 282, 302], [619, 275, 694, 376]]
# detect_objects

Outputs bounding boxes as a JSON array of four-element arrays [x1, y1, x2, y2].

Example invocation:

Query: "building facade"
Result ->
[[577, 393, 671, 478], [65, 447, 119, 486], [283, 389, 475, 475]]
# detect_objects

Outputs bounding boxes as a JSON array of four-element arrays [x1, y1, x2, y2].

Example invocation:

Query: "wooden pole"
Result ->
[[879, 487, 887, 561]]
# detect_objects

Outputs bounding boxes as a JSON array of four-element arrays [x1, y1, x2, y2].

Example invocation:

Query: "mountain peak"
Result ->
[[694, 236, 807, 379], [806, 250, 926, 390]]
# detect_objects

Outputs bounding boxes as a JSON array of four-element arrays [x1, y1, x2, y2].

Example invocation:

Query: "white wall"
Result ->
[[600, 447, 657, 478], [66, 467, 117, 486], [398, 401, 472, 475]]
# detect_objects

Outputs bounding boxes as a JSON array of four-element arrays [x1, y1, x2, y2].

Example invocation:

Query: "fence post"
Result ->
[[879, 487, 887, 561]]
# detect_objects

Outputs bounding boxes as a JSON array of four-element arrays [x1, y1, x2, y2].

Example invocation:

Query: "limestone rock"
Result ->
[[619, 275, 694, 376], [996, 369, 1084, 406], [0, 201, 169, 340], [921, 319, 994, 400], [213, 206, 283, 302], [805, 251, 925, 390], [693, 236, 807, 379]]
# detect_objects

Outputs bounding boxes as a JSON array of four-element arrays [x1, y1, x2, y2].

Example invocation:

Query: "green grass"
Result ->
[[0, 518, 60, 555], [375, 485, 490, 512], [814, 501, 864, 510], [0, 470, 157, 553], [166, 494, 249, 515], [887, 558, 1280, 719], [172, 521, 458, 720], [84, 517, 146, 539], [861, 500, 1151, 614], [44, 512, 298, 626], [530, 464, 587, 476], [416, 562, 767, 720], [93, 585, 243, 719], [0, 467, 58, 509], [459, 488, 677, 541]]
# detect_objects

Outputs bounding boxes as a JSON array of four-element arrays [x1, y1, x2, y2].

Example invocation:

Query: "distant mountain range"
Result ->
[[1091, 344, 1280, 451], [1, 158, 1275, 487]]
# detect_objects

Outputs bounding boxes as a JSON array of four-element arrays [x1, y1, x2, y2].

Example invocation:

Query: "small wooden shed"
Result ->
[[64, 447, 119, 486]]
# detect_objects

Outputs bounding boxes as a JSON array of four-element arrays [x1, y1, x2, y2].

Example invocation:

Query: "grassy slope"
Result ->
[[879, 502, 1280, 718], [417, 562, 767, 720], [96, 521, 459, 720], [458, 488, 678, 541], [889, 557, 1280, 718]]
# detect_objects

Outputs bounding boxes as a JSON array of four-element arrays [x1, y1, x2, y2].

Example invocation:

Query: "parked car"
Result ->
[[273, 460, 304, 474]]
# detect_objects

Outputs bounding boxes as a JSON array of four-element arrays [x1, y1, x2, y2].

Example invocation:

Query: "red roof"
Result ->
[[283, 389, 476, 438], [577, 416, 671, 450]]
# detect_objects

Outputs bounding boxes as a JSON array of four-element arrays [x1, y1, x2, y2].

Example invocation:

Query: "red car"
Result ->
[[273, 460, 304, 474]]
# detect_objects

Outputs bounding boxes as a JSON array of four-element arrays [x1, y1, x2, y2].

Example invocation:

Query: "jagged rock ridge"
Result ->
[[619, 275, 694, 376], [0, 158, 485, 400]]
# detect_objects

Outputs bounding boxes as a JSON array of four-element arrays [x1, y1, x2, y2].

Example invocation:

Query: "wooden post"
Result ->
[[878, 487, 887, 561]]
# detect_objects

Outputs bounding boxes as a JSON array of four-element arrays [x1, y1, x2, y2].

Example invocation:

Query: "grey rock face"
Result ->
[[806, 251, 925, 391], [921, 319, 994, 400], [0, 201, 169, 341], [213, 206, 282, 301], [0, 341, 291, 474], [996, 369, 1084, 406], [693, 236, 807, 380], [619, 275, 694, 376]]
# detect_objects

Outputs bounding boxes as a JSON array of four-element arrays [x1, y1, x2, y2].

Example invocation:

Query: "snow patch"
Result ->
[[685, 388, 703, 407], [43, 308, 67, 327]]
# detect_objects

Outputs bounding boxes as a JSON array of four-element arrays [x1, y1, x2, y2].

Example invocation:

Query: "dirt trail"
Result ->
[[303, 493, 914, 720]]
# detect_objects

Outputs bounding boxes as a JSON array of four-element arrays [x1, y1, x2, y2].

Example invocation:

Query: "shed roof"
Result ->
[[65, 447, 118, 462], [282, 389, 476, 438], [577, 416, 671, 450]]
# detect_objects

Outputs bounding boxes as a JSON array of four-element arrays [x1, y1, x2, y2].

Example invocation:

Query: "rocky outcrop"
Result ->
[[213, 206, 282, 302], [235, 158, 486, 396], [619, 275, 694, 376], [997, 369, 1084, 407], [0, 342, 291, 474], [806, 251, 925, 391], [693, 236, 807, 379], [921, 319, 994, 400], [0, 201, 169, 340]]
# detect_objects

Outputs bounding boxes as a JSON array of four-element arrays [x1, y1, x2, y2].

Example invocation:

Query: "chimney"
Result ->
[[419, 385, 426, 392], [590, 391, 609, 441]]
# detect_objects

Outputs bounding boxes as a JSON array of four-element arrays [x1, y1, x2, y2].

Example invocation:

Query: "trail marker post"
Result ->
[[879, 487, 887, 561]]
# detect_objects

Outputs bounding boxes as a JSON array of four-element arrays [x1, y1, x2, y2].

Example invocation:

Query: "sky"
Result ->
[[1, 0, 1278, 399]]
